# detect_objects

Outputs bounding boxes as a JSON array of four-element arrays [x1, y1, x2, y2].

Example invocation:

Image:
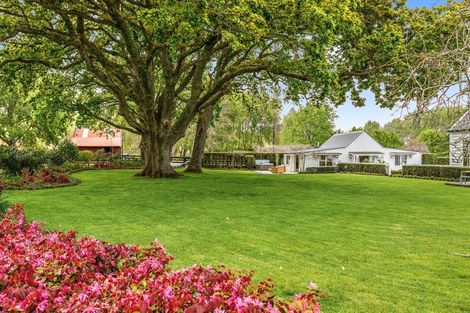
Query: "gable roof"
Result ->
[[449, 110, 470, 132], [318, 131, 364, 150], [70, 128, 122, 148]]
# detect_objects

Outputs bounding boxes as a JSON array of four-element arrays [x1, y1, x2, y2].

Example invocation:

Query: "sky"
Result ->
[[282, 0, 450, 131]]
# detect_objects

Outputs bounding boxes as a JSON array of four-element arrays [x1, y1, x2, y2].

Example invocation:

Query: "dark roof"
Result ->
[[318, 131, 364, 150], [449, 111, 470, 132]]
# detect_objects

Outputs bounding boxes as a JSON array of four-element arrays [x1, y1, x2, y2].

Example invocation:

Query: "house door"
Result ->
[[295, 155, 300, 172]]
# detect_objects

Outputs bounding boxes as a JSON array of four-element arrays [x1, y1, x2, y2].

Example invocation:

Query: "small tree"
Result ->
[[416, 129, 449, 153], [78, 151, 94, 167]]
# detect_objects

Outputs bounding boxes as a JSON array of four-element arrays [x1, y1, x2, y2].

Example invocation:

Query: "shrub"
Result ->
[[422, 153, 449, 165], [78, 150, 94, 167], [94, 149, 107, 161], [391, 169, 403, 176], [0, 148, 49, 175], [338, 163, 387, 175], [0, 206, 322, 312], [58, 140, 80, 162], [78, 150, 94, 162], [304, 167, 338, 173], [435, 156, 449, 165], [0, 184, 9, 218], [245, 155, 256, 168], [402, 165, 470, 180]]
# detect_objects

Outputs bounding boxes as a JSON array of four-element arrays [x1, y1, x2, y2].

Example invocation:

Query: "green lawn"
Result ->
[[5, 170, 470, 312]]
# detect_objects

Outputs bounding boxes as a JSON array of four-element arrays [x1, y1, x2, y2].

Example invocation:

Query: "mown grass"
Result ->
[[5, 169, 470, 312]]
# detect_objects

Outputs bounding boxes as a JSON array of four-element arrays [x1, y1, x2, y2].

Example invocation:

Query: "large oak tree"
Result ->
[[0, 0, 430, 177]]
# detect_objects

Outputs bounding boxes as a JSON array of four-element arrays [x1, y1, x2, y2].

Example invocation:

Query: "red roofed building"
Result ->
[[71, 128, 123, 155]]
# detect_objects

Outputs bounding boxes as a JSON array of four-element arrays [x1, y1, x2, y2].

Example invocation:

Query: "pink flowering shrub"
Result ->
[[0, 205, 322, 312]]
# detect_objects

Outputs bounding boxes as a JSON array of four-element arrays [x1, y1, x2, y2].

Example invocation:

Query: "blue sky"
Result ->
[[283, 0, 450, 131]]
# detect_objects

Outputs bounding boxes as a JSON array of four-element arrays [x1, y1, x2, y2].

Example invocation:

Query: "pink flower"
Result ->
[[314, 301, 321, 313], [37, 300, 48, 312], [79, 292, 89, 303], [309, 282, 318, 289]]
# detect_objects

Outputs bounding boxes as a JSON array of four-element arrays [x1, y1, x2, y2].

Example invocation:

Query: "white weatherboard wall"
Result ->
[[282, 131, 422, 173], [449, 132, 469, 166]]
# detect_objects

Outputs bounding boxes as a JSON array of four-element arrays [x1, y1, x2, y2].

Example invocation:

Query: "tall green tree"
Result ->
[[0, 66, 74, 148], [0, 0, 429, 178], [204, 92, 281, 152], [416, 129, 449, 153], [280, 105, 335, 147]]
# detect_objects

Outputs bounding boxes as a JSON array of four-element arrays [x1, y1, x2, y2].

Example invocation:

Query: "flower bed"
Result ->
[[0, 205, 322, 312], [0, 168, 78, 190]]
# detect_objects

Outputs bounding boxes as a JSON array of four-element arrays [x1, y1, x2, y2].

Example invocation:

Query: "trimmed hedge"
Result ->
[[402, 165, 470, 180], [422, 153, 449, 165], [338, 163, 387, 175], [304, 166, 338, 173]]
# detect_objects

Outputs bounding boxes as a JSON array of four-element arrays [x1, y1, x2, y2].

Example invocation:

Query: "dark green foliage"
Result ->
[[422, 153, 449, 165], [244, 155, 255, 168], [0, 184, 9, 218], [51, 140, 80, 166], [403, 165, 470, 180], [304, 167, 338, 173], [0, 148, 49, 175], [338, 163, 387, 175]]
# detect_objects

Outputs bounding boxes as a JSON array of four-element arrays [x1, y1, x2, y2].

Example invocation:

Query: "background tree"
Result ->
[[416, 129, 449, 153], [201, 92, 281, 152], [0, 66, 74, 148], [0, 0, 431, 178], [280, 104, 335, 147], [393, 1, 469, 111]]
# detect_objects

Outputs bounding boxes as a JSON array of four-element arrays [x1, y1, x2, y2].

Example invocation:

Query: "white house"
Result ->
[[449, 110, 470, 166], [283, 131, 422, 174]]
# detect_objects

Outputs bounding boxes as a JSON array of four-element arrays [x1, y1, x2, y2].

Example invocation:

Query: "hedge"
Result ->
[[337, 163, 387, 175], [304, 166, 338, 174], [422, 153, 449, 165], [402, 165, 470, 180]]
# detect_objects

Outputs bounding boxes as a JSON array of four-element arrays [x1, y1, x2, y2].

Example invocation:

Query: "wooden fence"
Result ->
[[120, 152, 285, 169], [202, 152, 284, 168]]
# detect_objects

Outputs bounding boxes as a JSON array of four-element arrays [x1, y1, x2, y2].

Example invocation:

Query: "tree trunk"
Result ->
[[185, 106, 214, 173], [138, 134, 180, 178]]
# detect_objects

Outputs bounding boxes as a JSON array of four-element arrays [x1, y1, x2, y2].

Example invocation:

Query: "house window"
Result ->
[[286, 155, 291, 165], [394, 155, 400, 166], [320, 155, 333, 166], [394, 155, 407, 166]]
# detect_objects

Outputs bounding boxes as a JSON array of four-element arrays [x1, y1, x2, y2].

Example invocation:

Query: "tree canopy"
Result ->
[[280, 104, 335, 147], [0, 0, 463, 177], [0, 66, 74, 148]]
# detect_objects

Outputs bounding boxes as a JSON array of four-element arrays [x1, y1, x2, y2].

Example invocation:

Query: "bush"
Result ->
[[1, 168, 73, 190], [391, 169, 403, 176], [94, 149, 107, 161], [50, 140, 80, 166], [304, 167, 338, 173], [0, 148, 49, 175], [0, 206, 322, 312], [422, 153, 449, 165], [402, 165, 470, 180], [338, 163, 387, 175], [58, 140, 80, 162], [0, 184, 9, 218], [245, 155, 255, 168]]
